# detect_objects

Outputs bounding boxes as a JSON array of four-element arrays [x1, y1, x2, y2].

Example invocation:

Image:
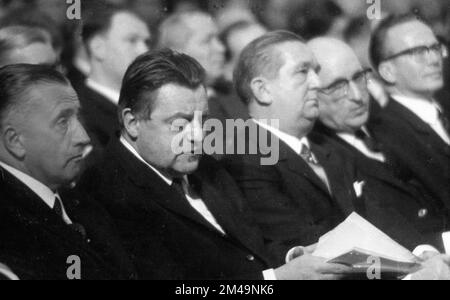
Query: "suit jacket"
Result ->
[[78, 138, 275, 280], [77, 83, 119, 169], [0, 167, 136, 280], [370, 98, 450, 219], [313, 123, 446, 250], [222, 121, 359, 259]]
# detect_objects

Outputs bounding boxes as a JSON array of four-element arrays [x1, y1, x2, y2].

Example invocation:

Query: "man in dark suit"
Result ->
[[308, 37, 447, 251], [78, 2, 150, 156], [78, 49, 352, 280], [369, 14, 450, 214], [0, 64, 136, 280], [222, 31, 364, 258]]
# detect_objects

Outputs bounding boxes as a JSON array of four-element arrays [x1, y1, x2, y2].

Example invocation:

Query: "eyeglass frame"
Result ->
[[318, 68, 373, 98], [381, 42, 448, 63]]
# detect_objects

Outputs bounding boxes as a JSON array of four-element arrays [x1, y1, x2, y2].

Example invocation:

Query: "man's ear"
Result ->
[[378, 61, 396, 85], [250, 77, 273, 106], [88, 35, 107, 61], [122, 108, 140, 139], [2, 126, 26, 159]]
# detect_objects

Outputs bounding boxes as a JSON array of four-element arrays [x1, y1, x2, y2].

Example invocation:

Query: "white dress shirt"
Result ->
[[391, 94, 450, 145], [85, 78, 120, 106], [0, 161, 73, 224], [254, 119, 331, 193], [337, 128, 386, 163], [0, 263, 19, 280], [119, 137, 277, 280]]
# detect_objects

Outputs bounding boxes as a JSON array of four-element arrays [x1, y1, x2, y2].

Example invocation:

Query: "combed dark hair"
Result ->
[[81, 0, 139, 47], [233, 30, 304, 104], [369, 13, 428, 70], [0, 64, 69, 126], [118, 49, 206, 127], [0, 26, 51, 67]]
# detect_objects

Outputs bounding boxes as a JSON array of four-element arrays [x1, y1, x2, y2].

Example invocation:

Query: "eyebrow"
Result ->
[[324, 70, 366, 88]]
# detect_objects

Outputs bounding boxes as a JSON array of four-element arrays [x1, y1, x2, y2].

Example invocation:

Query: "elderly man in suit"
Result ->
[[0, 64, 136, 280], [223, 31, 359, 257], [369, 14, 450, 212], [308, 37, 448, 251], [78, 48, 353, 280]]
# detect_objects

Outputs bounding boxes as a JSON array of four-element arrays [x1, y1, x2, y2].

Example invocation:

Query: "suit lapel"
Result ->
[[388, 100, 450, 157], [111, 139, 231, 236], [310, 139, 356, 216], [190, 172, 266, 259], [0, 168, 97, 251]]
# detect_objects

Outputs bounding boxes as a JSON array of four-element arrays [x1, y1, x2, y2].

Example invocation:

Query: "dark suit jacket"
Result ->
[[77, 83, 119, 169], [370, 98, 450, 220], [0, 167, 136, 280], [78, 138, 275, 280], [313, 123, 446, 250], [222, 122, 359, 259]]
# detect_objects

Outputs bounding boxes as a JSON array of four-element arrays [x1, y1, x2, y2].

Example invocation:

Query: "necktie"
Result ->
[[438, 109, 450, 136], [172, 177, 187, 198], [300, 144, 332, 194], [355, 129, 381, 153], [300, 144, 319, 165], [53, 196, 64, 219]]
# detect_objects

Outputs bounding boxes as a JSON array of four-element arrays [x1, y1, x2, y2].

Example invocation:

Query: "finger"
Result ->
[[319, 263, 353, 274], [420, 251, 440, 261], [319, 274, 345, 281]]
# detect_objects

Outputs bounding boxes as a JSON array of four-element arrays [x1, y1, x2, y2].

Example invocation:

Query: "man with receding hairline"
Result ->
[[0, 64, 136, 280], [309, 37, 448, 252]]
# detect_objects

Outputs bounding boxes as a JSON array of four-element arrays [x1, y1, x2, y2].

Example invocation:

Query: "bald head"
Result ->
[[308, 37, 371, 133], [308, 38, 362, 82]]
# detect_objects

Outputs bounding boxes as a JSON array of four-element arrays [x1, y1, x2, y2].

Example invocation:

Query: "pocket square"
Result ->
[[353, 181, 366, 198]]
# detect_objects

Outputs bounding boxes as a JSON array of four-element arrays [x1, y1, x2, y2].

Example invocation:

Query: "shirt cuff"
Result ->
[[413, 245, 440, 257], [263, 269, 277, 280]]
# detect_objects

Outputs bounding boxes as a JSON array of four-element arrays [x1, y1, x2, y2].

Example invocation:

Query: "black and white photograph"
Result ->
[[0, 0, 449, 285]]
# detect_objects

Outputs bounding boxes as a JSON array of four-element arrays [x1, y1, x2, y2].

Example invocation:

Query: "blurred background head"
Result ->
[[220, 20, 267, 82], [82, 1, 151, 90], [157, 10, 225, 87], [0, 25, 58, 68]]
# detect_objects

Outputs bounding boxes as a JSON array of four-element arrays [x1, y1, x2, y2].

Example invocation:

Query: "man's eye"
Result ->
[[57, 118, 69, 128]]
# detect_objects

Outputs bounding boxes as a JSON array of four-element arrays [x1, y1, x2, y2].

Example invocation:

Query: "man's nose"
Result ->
[[308, 70, 321, 90], [348, 81, 363, 103], [73, 119, 91, 146], [187, 121, 204, 145]]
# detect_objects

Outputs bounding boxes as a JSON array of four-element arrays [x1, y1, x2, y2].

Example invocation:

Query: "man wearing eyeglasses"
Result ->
[[369, 14, 450, 217], [308, 37, 447, 251]]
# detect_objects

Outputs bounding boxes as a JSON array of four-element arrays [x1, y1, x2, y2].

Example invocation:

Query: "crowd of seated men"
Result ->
[[0, 0, 449, 280]]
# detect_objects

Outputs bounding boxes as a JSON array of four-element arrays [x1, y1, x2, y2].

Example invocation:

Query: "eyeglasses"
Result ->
[[382, 43, 448, 63], [318, 68, 372, 99]]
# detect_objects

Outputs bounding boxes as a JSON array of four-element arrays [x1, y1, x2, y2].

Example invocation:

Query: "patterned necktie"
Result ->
[[355, 129, 382, 153], [300, 144, 319, 165]]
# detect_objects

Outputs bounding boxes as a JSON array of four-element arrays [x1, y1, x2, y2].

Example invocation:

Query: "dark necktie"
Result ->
[[53, 196, 64, 219], [172, 177, 187, 198], [438, 109, 450, 136], [53, 196, 87, 239], [355, 129, 382, 153]]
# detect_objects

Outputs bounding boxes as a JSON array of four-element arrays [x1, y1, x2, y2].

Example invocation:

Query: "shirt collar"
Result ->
[[120, 136, 174, 186], [0, 161, 57, 209], [86, 78, 120, 105], [253, 119, 309, 155], [391, 94, 443, 126]]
